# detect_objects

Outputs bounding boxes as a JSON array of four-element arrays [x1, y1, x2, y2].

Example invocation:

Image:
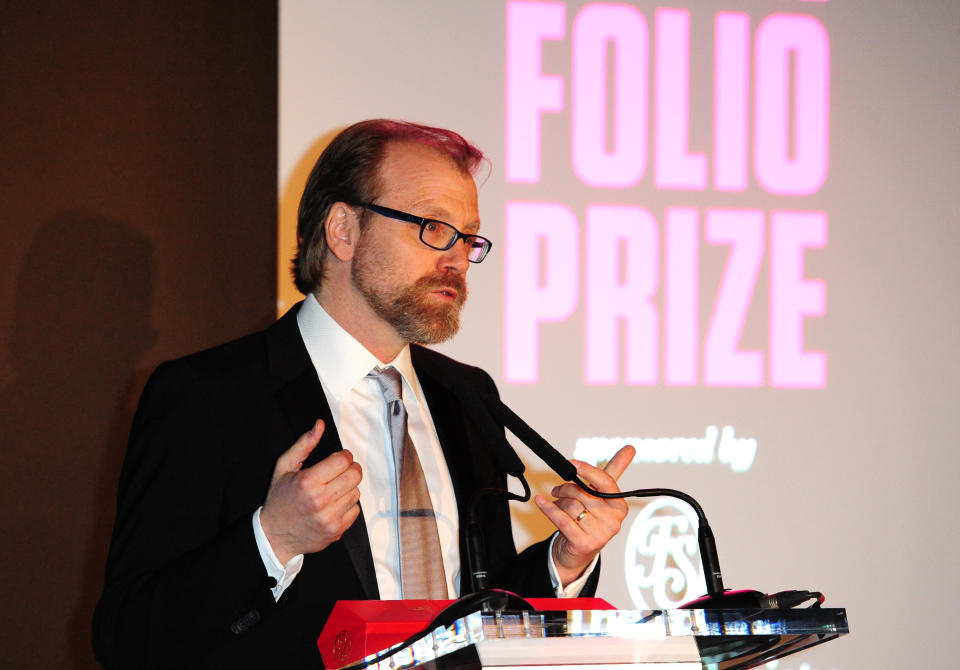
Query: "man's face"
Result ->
[[350, 141, 481, 345]]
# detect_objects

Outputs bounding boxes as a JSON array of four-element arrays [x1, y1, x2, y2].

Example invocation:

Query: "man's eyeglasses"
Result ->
[[357, 202, 493, 263]]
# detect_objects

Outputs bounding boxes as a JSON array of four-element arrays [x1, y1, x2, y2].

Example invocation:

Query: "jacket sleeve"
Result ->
[[92, 361, 278, 669]]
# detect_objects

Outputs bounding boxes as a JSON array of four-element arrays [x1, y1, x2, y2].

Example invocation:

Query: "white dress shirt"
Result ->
[[254, 294, 594, 599]]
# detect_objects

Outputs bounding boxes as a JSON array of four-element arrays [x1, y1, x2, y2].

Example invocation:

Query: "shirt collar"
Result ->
[[296, 293, 418, 398]]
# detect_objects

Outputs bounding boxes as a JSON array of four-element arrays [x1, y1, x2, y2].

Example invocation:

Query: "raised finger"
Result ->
[[570, 460, 621, 494], [569, 444, 635, 492], [274, 419, 325, 474], [602, 445, 636, 480]]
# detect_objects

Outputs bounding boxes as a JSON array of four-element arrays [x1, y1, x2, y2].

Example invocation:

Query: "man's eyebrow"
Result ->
[[418, 207, 480, 233]]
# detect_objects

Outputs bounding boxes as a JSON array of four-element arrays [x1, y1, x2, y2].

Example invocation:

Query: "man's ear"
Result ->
[[324, 203, 360, 262]]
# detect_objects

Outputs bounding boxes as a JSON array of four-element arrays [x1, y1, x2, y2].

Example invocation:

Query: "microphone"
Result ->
[[414, 351, 821, 610], [482, 393, 732, 605], [484, 393, 577, 481], [484, 395, 829, 610], [411, 351, 525, 478]]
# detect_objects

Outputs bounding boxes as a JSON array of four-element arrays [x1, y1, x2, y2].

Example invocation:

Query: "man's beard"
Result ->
[[351, 241, 468, 345]]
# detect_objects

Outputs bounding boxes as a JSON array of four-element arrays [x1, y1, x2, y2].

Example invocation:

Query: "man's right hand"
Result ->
[[259, 420, 362, 564]]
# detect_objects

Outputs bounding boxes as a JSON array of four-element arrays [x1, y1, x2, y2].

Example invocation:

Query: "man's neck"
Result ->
[[313, 289, 405, 363]]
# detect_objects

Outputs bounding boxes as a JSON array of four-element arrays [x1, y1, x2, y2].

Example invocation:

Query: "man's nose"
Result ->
[[438, 238, 470, 274]]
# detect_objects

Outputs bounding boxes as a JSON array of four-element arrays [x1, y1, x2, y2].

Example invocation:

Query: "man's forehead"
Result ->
[[377, 142, 480, 219], [380, 139, 470, 176]]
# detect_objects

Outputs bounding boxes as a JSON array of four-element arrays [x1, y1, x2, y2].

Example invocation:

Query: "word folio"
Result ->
[[502, 1, 829, 389]]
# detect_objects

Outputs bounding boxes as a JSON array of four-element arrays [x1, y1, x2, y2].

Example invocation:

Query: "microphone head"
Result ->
[[485, 397, 578, 481]]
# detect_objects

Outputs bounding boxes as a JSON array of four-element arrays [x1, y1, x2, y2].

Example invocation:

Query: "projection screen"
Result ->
[[279, 2, 960, 668]]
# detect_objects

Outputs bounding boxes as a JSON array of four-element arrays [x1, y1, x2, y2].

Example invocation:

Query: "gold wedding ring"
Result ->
[[576, 510, 589, 523]]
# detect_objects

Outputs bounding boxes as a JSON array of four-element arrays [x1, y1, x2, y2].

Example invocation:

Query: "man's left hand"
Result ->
[[535, 445, 636, 586]]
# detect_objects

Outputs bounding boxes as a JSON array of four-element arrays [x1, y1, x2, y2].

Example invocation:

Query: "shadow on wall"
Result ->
[[0, 213, 155, 669]]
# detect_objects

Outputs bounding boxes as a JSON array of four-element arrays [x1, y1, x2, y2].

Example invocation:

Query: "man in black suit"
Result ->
[[93, 120, 633, 669]]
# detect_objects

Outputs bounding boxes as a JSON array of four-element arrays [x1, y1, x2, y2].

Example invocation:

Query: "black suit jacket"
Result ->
[[93, 304, 597, 669]]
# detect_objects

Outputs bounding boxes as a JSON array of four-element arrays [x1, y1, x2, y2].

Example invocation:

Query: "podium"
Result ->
[[318, 600, 849, 669]]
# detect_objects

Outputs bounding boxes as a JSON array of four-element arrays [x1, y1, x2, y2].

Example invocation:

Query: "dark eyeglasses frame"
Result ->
[[355, 202, 493, 263]]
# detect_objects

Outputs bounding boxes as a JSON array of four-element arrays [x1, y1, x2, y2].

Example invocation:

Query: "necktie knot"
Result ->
[[368, 367, 403, 406]]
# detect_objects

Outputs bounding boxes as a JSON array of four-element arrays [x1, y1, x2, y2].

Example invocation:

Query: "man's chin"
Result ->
[[358, 277, 466, 345], [405, 306, 461, 345]]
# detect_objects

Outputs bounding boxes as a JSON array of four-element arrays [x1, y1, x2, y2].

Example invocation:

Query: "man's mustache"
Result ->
[[414, 272, 467, 302]]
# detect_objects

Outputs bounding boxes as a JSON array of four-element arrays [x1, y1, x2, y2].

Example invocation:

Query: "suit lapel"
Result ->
[[412, 348, 487, 525], [266, 304, 380, 600], [414, 348, 513, 598]]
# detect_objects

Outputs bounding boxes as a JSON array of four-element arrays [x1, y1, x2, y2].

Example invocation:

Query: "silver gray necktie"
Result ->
[[369, 367, 448, 599]]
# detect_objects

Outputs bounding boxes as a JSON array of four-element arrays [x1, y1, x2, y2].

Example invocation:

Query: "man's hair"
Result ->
[[292, 119, 485, 295]]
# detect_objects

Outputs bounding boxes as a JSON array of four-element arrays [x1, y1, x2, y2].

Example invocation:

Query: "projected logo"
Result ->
[[624, 498, 706, 609]]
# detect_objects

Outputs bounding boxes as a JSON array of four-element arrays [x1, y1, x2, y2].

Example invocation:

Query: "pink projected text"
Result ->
[[504, 1, 830, 389]]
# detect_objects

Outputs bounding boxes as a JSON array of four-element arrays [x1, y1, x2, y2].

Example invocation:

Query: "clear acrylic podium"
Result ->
[[319, 602, 849, 670]]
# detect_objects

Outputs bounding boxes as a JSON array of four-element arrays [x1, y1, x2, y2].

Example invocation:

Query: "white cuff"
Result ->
[[253, 506, 304, 600], [546, 532, 600, 598]]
